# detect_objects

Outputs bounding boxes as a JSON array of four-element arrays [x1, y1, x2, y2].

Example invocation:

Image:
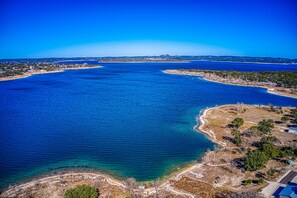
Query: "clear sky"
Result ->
[[0, 0, 296, 58]]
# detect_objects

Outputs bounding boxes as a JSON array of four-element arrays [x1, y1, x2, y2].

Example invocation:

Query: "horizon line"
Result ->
[[1, 55, 297, 60]]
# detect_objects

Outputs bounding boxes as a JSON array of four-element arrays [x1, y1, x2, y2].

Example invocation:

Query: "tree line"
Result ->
[[183, 69, 297, 89]]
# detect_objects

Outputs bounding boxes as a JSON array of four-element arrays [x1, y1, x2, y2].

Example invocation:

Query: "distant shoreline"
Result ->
[[99, 60, 189, 63], [0, 65, 102, 82], [209, 60, 297, 65], [100, 60, 297, 64], [163, 69, 297, 99]]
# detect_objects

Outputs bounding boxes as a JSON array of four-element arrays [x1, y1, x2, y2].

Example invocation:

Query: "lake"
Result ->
[[0, 61, 297, 188]]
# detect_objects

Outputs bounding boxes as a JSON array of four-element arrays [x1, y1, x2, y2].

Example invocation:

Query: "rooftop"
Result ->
[[279, 171, 297, 185], [279, 185, 297, 198]]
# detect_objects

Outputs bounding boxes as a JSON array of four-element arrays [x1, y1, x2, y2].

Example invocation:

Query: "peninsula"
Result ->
[[164, 69, 297, 99], [0, 61, 101, 81]]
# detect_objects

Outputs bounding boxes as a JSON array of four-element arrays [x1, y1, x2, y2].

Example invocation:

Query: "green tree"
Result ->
[[291, 108, 297, 124], [260, 136, 277, 145], [244, 179, 252, 185], [246, 126, 260, 136], [280, 147, 297, 158], [281, 116, 290, 123], [232, 117, 244, 128], [65, 185, 98, 198], [260, 143, 280, 159], [257, 119, 274, 134], [258, 178, 264, 184], [231, 129, 242, 146], [267, 169, 276, 177], [244, 150, 268, 171]]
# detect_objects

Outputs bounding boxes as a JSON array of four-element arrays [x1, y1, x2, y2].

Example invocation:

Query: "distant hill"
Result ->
[[0, 55, 296, 64]]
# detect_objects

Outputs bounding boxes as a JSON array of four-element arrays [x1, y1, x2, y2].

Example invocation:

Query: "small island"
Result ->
[[164, 69, 297, 99]]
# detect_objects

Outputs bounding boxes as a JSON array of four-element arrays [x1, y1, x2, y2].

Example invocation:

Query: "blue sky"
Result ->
[[0, 0, 296, 58]]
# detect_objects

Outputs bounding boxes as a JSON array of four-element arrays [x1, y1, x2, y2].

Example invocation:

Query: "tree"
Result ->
[[258, 178, 264, 184], [281, 116, 290, 123], [257, 119, 274, 134], [260, 143, 280, 159], [244, 179, 252, 185], [236, 103, 244, 113], [245, 126, 260, 137], [269, 103, 275, 112], [65, 185, 98, 198], [244, 150, 268, 171], [260, 136, 278, 145], [280, 147, 297, 158], [125, 178, 137, 196], [232, 117, 244, 128], [267, 169, 276, 177], [231, 129, 242, 146], [277, 106, 283, 114], [291, 108, 297, 124]]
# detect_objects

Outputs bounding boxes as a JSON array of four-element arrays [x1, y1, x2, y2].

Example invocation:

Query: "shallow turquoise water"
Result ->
[[0, 61, 297, 188]]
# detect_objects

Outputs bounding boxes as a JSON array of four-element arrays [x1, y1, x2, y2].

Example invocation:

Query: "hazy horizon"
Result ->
[[1, 0, 297, 59], [0, 54, 296, 60]]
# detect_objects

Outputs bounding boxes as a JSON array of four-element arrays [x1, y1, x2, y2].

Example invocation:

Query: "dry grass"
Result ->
[[203, 105, 296, 148], [1, 172, 127, 198], [174, 177, 218, 198], [170, 104, 297, 196]]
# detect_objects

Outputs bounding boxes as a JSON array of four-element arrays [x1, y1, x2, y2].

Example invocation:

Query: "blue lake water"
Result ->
[[0, 61, 297, 188]]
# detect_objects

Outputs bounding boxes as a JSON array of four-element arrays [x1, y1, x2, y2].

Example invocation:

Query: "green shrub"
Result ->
[[267, 169, 276, 177], [244, 179, 252, 185], [281, 116, 290, 123], [258, 178, 264, 183], [245, 126, 260, 136], [280, 147, 297, 158], [232, 117, 244, 128], [231, 129, 242, 146], [257, 119, 274, 134], [64, 185, 98, 198], [291, 108, 297, 124], [260, 136, 278, 145]]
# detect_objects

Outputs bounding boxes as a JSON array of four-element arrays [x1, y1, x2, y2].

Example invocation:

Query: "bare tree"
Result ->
[[125, 177, 137, 197], [153, 178, 161, 198], [236, 102, 244, 113], [269, 103, 274, 112]]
